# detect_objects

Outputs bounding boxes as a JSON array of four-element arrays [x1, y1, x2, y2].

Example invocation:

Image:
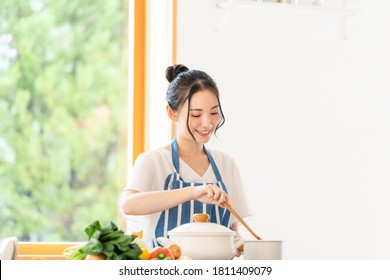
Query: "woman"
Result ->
[[120, 64, 252, 250]]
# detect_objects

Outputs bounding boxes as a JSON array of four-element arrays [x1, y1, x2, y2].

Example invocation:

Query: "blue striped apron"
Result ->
[[153, 138, 231, 247]]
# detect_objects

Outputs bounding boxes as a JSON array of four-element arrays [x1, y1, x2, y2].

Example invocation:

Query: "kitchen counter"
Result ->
[[17, 242, 83, 260]]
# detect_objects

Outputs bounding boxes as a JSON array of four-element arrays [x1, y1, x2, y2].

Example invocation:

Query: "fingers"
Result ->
[[207, 185, 223, 200], [198, 184, 229, 206], [223, 193, 231, 206]]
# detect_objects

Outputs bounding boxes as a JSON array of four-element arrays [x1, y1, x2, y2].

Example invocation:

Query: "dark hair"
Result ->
[[165, 64, 225, 140]]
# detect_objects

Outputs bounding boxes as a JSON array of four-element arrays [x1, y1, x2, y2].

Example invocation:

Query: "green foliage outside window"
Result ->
[[0, 0, 128, 241]]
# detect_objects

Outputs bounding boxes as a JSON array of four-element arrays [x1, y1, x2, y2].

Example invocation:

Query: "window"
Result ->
[[1, 0, 175, 242], [0, 0, 129, 241]]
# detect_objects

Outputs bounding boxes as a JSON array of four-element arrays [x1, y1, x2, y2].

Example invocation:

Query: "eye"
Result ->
[[211, 112, 219, 115], [191, 114, 201, 118]]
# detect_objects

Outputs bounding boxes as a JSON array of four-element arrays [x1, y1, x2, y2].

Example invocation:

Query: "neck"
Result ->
[[175, 135, 204, 157]]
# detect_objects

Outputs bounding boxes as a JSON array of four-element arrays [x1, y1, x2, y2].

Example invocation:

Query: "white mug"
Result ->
[[0, 237, 18, 260], [244, 240, 283, 260]]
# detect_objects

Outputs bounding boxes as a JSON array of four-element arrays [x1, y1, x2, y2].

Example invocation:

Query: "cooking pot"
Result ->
[[157, 213, 243, 260], [243, 240, 283, 260]]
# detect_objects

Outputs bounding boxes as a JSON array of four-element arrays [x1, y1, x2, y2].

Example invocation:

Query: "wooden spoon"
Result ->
[[223, 202, 262, 240]]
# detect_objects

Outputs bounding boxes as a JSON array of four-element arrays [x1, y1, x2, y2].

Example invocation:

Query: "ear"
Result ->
[[166, 104, 177, 121]]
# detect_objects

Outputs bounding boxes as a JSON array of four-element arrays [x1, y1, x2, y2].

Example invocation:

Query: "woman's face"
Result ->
[[176, 89, 221, 144]]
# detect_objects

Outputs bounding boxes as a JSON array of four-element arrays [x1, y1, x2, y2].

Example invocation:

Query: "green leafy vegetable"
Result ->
[[66, 220, 142, 260]]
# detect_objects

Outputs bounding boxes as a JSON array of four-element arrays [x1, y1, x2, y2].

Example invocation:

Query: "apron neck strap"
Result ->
[[171, 137, 181, 172], [170, 137, 223, 181]]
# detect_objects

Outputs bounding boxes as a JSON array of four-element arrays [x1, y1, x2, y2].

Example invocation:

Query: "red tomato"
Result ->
[[149, 246, 174, 260], [168, 244, 181, 259]]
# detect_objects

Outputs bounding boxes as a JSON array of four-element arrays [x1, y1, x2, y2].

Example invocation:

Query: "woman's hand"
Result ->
[[192, 184, 230, 206]]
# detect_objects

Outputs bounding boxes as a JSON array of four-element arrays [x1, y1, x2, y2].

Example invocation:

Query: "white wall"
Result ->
[[176, 0, 390, 259]]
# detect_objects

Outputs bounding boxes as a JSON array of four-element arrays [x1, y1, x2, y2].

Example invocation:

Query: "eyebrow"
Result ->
[[190, 105, 219, 111]]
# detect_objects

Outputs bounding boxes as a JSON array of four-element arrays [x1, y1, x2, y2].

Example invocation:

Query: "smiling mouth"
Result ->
[[195, 130, 211, 136]]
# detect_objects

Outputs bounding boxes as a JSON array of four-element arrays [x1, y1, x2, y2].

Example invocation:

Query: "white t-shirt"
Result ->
[[122, 147, 252, 249]]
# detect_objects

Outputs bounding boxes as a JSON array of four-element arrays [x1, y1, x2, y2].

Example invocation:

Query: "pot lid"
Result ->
[[167, 213, 234, 236]]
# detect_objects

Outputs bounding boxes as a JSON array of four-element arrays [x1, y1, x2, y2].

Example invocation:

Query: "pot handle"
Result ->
[[193, 213, 209, 223], [156, 237, 174, 247]]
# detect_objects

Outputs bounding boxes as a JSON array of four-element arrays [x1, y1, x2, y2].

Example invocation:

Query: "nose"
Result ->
[[201, 114, 212, 127]]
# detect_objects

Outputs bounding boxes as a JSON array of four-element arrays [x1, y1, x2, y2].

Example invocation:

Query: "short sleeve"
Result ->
[[121, 152, 158, 233], [125, 152, 158, 192]]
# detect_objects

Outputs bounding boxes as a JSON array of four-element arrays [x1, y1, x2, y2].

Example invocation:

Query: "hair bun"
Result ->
[[166, 64, 189, 83]]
